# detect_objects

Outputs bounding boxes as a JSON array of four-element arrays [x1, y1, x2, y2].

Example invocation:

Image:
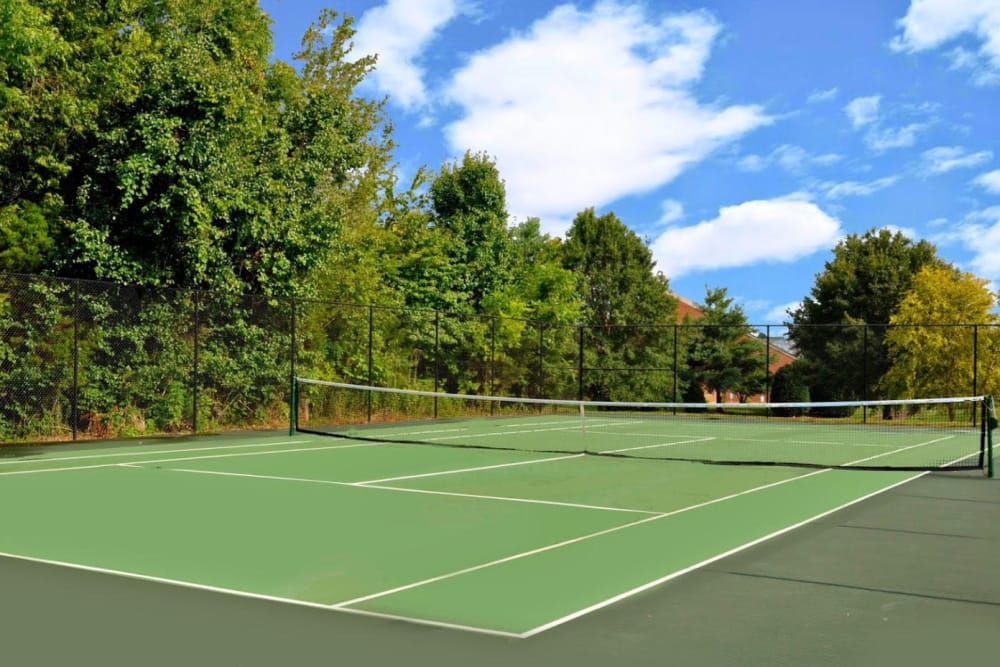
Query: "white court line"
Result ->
[[367, 427, 468, 437], [517, 434, 968, 637], [606, 436, 715, 454], [331, 432, 966, 623], [0, 550, 522, 639], [845, 434, 954, 465], [330, 469, 829, 610], [355, 453, 583, 485], [0, 440, 383, 476], [170, 467, 658, 515], [0, 439, 310, 467], [496, 420, 577, 428], [518, 471, 927, 638]]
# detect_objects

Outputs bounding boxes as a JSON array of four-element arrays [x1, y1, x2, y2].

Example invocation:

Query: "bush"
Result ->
[[770, 362, 809, 416]]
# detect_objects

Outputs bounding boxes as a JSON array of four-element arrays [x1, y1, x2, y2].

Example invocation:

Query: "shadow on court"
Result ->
[[1, 471, 996, 666]]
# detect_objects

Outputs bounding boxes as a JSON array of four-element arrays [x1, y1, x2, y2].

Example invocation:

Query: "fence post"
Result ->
[[192, 290, 200, 434], [862, 324, 869, 423], [288, 298, 297, 436], [72, 279, 79, 441], [368, 305, 374, 422], [764, 325, 771, 402], [536, 321, 544, 399], [490, 315, 497, 407], [672, 325, 678, 405], [973, 324, 979, 399], [577, 325, 584, 401], [434, 310, 440, 418]]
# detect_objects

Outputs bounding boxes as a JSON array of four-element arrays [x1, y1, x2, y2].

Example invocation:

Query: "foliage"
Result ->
[[562, 209, 676, 401], [430, 151, 513, 312], [788, 228, 945, 401], [0, 200, 59, 272], [683, 287, 766, 403], [1, 2, 390, 298], [769, 361, 810, 415], [882, 264, 1000, 399], [0, 276, 73, 439], [0, 0, 85, 209]]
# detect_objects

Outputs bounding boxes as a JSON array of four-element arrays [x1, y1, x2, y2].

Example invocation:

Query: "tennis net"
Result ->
[[292, 378, 992, 471]]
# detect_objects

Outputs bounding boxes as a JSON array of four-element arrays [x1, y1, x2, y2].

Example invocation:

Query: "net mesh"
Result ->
[[293, 379, 987, 471]]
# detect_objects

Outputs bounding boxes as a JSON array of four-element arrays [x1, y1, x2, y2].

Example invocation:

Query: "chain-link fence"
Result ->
[[3, 272, 998, 443]]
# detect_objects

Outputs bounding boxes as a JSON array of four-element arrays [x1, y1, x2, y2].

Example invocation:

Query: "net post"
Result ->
[[987, 395, 996, 478], [289, 377, 297, 436]]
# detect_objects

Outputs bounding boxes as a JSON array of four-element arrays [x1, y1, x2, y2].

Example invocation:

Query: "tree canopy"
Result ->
[[1, 1, 391, 296], [562, 209, 676, 401], [684, 286, 766, 403], [788, 228, 946, 401], [882, 264, 1000, 399]]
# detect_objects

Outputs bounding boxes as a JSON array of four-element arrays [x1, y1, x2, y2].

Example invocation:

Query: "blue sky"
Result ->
[[259, 0, 1000, 325]]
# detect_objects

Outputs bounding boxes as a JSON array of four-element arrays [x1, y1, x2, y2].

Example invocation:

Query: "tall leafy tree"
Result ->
[[788, 228, 944, 401], [0, 0, 86, 271], [371, 153, 516, 393], [562, 208, 676, 401], [1, 2, 391, 297], [429, 150, 513, 312], [501, 218, 582, 397], [684, 287, 766, 403], [882, 264, 1000, 399]]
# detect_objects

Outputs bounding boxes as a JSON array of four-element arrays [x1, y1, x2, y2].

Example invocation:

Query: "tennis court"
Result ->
[[1, 386, 995, 648]]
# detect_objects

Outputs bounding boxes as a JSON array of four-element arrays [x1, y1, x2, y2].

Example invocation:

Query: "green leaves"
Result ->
[[2, 1, 390, 299], [684, 287, 765, 403], [789, 228, 945, 400], [882, 265, 999, 399], [0, 201, 58, 272]]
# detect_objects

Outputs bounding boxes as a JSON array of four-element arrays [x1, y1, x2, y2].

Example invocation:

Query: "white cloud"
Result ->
[[882, 224, 919, 239], [735, 145, 841, 173], [443, 2, 772, 226], [650, 197, 842, 278], [844, 94, 934, 152], [845, 95, 881, 127], [737, 154, 767, 172], [954, 207, 1000, 277], [764, 301, 801, 324], [865, 123, 928, 151], [922, 146, 993, 173], [822, 176, 900, 199], [353, 0, 463, 110], [974, 169, 1000, 193], [658, 199, 684, 224], [807, 87, 839, 103], [891, 0, 1000, 85]]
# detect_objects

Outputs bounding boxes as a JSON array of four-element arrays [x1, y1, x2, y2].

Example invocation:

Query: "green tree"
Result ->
[[684, 287, 766, 403], [0, 201, 57, 272], [882, 264, 1000, 399], [500, 218, 582, 397], [562, 208, 676, 401], [769, 361, 810, 415], [0, 0, 86, 266], [429, 151, 513, 312], [0, 2, 390, 297], [788, 228, 945, 402]]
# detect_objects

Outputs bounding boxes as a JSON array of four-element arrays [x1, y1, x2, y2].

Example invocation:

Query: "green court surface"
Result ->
[[1, 427, 997, 665]]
